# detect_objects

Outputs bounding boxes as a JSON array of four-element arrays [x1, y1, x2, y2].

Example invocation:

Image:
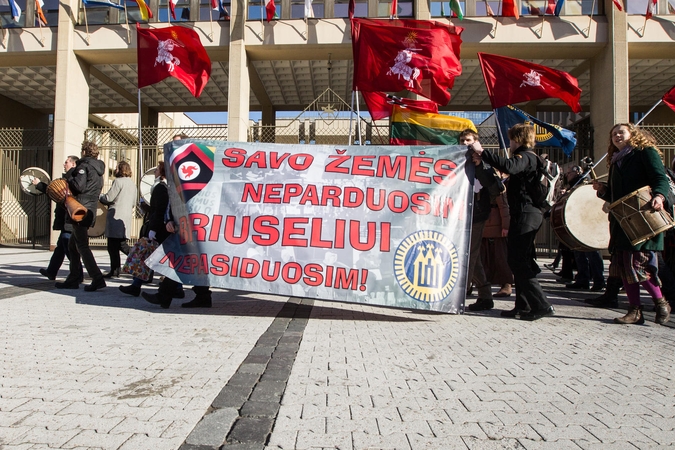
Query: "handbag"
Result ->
[[122, 237, 159, 281]]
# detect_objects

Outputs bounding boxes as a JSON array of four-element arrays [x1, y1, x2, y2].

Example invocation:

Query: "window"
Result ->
[[334, 0, 366, 17], [290, 0, 324, 18], [1, 0, 26, 27], [378, 0, 412, 17], [431, 1, 465, 18], [157, 0, 190, 21], [201, 0, 230, 20], [248, 0, 279, 20]]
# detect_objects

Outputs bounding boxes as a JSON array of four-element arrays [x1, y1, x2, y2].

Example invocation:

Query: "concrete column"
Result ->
[[227, 0, 250, 142], [53, 0, 90, 175], [261, 104, 276, 142], [589, 0, 629, 170], [415, 0, 430, 20], [52, 0, 91, 246]]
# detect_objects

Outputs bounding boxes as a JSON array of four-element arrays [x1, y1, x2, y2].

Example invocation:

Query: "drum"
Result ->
[[140, 167, 157, 204], [550, 184, 610, 251], [19, 167, 50, 196], [609, 185, 675, 246], [88, 202, 108, 237]]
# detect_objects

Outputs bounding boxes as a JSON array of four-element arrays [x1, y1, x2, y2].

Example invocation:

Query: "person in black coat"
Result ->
[[55, 141, 106, 292], [119, 161, 172, 297], [33, 155, 79, 280], [472, 124, 554, 321]]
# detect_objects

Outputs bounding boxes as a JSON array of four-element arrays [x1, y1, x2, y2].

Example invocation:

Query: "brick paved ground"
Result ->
[[0, 247, 673, 450]]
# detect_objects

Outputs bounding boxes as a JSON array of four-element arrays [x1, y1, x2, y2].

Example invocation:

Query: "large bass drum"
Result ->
[[550, 184, 610, 251]]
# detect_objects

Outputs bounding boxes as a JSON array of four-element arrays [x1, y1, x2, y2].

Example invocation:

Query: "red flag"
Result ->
[[502, 0, 519, 18], [348, 0, 354, 19], [613, 0, 623, 11], [351, 18, 463, 106], [390, 0, 397, 17], [137, 24, 212, 98], [478, 52, 581, 113], [662, 86, 675, 112], [545, 0, 556, 14], [646, 0, 657, 19], [362, 91, 439, 120]]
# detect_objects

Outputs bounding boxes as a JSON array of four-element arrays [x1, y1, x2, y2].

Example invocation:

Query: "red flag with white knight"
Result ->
[[351, 18, 463, 106], [169, 142, 216, 204], [478, 52, 581, 113], [137, 23, 212, 97]]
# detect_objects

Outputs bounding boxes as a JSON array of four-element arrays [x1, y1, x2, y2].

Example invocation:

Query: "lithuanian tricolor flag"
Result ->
[[389, 106, 477, 145]]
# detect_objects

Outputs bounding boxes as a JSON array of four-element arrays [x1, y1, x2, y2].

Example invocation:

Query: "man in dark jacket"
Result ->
[[461, 130, 504, 312], [472, 124, 554, 321], [34, 155, 79, 280], [55, 141, 107, 292]]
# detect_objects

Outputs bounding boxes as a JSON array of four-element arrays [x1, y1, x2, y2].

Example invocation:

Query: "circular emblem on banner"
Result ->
[[178, 161, 201, 181], [393, 230, 459, 303]]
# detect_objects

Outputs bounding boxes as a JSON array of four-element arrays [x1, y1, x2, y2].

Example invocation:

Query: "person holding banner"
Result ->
[[461, 130, 504, 312], [592, 123, 671, 325], [471, 124, 555, 321]]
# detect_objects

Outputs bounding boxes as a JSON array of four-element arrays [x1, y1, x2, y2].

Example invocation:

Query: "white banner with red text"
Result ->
[[145, 141, 474, 313]]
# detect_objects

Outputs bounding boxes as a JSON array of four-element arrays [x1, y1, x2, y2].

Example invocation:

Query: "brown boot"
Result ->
[[614, 305, 644, 325], [494, 283, 512, 297], [654, 298, 671, 325]]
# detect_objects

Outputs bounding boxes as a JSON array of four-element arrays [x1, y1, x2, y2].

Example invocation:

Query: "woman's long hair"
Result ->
[[607, 123, 662, 167]]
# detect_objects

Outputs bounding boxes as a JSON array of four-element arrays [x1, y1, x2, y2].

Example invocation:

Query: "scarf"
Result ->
[[611, 145, 633, 167]]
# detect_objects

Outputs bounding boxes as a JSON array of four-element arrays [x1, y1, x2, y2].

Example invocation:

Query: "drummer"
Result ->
[[592, 123, 671, 325]]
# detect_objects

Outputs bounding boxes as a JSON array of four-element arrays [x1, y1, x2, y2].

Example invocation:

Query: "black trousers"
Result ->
[[507, 229, 551, 312], [158, 277, 211, 299], [66, 224, 103, 283], [107, 237, 130, 271]]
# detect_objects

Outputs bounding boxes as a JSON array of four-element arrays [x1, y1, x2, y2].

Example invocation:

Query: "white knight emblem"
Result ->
[[521, 69, 542, 88], [155, 39, 181, 72], [387, 49, 421, 88]]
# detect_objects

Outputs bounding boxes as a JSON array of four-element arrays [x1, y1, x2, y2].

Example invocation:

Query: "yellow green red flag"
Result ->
[[389, 106, 477, 145]]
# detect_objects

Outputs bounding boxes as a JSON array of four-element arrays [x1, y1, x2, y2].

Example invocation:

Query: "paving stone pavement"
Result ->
[[0, 247, 674, 450]]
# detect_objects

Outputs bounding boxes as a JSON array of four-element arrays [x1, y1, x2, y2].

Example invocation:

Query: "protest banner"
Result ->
[[145, 141, 474, 313]]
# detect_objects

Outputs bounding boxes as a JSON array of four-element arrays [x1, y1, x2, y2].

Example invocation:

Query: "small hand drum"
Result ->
[[19, 167, 50, 196]]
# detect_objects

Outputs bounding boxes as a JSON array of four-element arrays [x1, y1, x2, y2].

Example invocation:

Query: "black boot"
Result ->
[[585, 275, 621, 308], [119, 284, 141, 297], [103, 268, 121, 279], [182, 295, 212, 308], [142, 291, 172, 309]]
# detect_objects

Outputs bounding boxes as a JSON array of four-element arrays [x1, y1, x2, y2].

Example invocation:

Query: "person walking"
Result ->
[[100, 160, 137, 278], [592, 123, 671, 325], [118, 162, 171, 297], [33, 155, 79, 280], [472, 123, 555, 321], [55, 141, 107, 292]]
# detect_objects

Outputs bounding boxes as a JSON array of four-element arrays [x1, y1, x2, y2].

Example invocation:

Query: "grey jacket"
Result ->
[[100, 176, 137, 239]]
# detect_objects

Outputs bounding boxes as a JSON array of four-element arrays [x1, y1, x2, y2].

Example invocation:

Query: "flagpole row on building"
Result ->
[[355, 90, 363, 145], [636, 99, 662, 126], [581, 0, 596, 37]]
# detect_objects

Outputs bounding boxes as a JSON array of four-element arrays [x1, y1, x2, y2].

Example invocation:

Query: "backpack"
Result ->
[[526, 151, 561, 210]]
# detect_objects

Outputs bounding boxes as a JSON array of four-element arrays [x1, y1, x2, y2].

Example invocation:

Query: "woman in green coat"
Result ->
[[593, 123, 671, 325]]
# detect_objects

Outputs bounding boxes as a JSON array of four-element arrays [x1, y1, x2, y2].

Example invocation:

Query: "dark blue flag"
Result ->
[[554, 0, 565, 16], [495, 104, 577, 156]]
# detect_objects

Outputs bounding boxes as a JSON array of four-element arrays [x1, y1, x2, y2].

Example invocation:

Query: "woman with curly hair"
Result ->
[[593, 123, 671, 325]]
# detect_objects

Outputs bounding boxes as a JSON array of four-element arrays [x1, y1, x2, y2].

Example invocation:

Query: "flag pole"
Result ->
[[208, 2, 214, 40], [82, 2, 90, 45], [348, 90, 355, 145], [355, 90, 362, 145], [167, 0, 170, 23], [124, 1, 131, 44], [36, 1, 45, 46], [638, 14, 648, 37], [582, 0, 596, 37], [493, 108, 508, 156], [636, 99, 663, 126], [138, 89, 144, 177]]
